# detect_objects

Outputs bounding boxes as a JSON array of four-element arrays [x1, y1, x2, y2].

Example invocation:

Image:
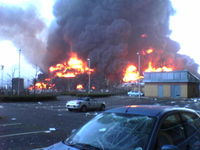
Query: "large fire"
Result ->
[[123, 65, 143, 82], [123, 47, 175, 83], [123, 61, 174, 83], [49, 52, 94, 78], [29, 53, 94, 90], [145, 61, 173, 72]]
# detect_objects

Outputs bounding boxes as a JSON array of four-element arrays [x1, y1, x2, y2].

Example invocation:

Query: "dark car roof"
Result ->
[[106, 105, 196, 117]]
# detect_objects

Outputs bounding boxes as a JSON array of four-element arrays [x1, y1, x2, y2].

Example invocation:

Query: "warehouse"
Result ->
[[143, 71, 200, 98]]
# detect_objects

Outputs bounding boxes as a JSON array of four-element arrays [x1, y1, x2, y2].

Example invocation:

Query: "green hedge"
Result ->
[[60, 92, 114, 98], [0, 95, 57, 102]]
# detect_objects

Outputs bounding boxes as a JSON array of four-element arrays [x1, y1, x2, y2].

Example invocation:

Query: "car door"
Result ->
[[85, 97, 92, 109], [155, 113, 187, 150], [180, 112, 200, 150]]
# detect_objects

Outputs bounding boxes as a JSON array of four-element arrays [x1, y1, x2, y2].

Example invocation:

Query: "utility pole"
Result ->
[[34, 65, 38, 96], [87, 58, 91, 93], [1, 65, 4, 88], [137, 52, 141, 99], [18, 49, 21, 96]]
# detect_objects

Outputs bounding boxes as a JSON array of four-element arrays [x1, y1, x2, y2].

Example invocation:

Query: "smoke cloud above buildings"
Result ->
[[43, 0, 199, 83], [0, 0, 199, 84]]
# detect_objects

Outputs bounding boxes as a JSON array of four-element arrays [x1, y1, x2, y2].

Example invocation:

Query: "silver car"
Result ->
[[66, 97, 106, 112]]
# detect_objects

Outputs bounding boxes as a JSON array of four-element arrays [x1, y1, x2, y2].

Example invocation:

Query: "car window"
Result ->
[[180, 112, 200, 150], [156, 113, 186, 150], [66, 113, 156, 150], [181, 112, 200, 135]]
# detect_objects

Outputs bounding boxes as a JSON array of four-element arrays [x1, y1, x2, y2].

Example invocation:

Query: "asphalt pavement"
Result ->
[[0, 95, 200, 150]]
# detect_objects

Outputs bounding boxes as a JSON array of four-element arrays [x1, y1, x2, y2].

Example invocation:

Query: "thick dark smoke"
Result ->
[[0, 4, 46, 68], [44, 0, 199, 86]]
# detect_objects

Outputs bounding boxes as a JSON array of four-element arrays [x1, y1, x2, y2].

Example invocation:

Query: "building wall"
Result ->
[[187, 83, 199, 98], [145, 84, 158, 97], [145, 83, 190, 98], [182, 84, 188, 98], [163, 84, 170, 97]]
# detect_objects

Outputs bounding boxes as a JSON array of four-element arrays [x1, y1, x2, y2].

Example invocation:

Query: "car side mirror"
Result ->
[[161, 145, 179, 150]]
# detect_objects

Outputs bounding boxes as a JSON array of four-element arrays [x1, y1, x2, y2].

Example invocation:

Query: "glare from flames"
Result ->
[[49, 52, 94, 78], [145, 62, 173, 72], [123, 65, 143, 82]]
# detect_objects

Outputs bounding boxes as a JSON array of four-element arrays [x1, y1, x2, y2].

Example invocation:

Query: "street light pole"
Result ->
[[137, 52, 141, 99], [1, 65, 4, 89], [18, 49, 21, 95], [87, 58, 91, 93]]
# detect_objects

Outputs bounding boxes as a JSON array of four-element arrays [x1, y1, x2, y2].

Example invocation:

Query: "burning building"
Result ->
[[1, 0, 199, 91], [42, 0, 199, 88]]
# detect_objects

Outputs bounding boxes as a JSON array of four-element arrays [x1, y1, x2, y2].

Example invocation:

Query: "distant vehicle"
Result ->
[[41, 105, 200, 150], [66, 97, 106, 112], [128, 91, 144, 96]]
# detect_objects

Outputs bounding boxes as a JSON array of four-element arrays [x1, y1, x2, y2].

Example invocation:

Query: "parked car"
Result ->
[[127, 91, 144, 96], [66, 97, 106, 112], [40, 105, 200, 150]]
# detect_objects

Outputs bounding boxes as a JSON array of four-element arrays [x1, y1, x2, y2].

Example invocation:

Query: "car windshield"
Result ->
[[78, 97, 90, 101], [65, 112, 155, 150]]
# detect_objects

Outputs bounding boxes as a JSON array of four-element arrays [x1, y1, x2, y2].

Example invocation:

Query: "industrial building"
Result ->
[[143, 71, 200, 98], [12, 78, 24, 94]]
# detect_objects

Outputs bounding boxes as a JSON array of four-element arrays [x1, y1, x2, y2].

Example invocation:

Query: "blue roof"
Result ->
[[143, 71, 200, 83], [106, 105, 195, 117]]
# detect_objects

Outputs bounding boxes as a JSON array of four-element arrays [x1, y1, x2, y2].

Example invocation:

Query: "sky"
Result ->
[[0, 0, 55, 87], [169, 0, 200, 73], [0, 0, 199, 87]]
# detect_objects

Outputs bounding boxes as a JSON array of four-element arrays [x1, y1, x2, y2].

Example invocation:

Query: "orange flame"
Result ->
[[146, 48, 154, 54], [145, 62, 173, 72], [141, 48, 154, 55], [123, 65, 143, 82], [76, 84, 84, 90], [49, 52, 94, 78], [28, 81, 55, 90]]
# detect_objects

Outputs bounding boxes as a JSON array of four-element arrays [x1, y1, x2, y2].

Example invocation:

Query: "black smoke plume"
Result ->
[[44, 0, 199, 86]]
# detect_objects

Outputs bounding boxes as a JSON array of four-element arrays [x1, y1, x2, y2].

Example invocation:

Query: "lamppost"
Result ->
[[18, 49, 21, 95], [1, 65, 4, 88], [87, 58, 91, 93], [137, 52, 141, 99]]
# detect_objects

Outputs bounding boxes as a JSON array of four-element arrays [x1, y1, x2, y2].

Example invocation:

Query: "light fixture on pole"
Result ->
[[87, 58, 91, 93], [137, 52, 141, 99]]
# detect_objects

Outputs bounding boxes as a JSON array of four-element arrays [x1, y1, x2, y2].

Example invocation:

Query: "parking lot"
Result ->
[[0, 96, 200, 150]]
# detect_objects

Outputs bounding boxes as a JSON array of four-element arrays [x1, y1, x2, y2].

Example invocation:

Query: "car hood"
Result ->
[[67, 100, 83, 104], [42, 142, 80, 150]]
